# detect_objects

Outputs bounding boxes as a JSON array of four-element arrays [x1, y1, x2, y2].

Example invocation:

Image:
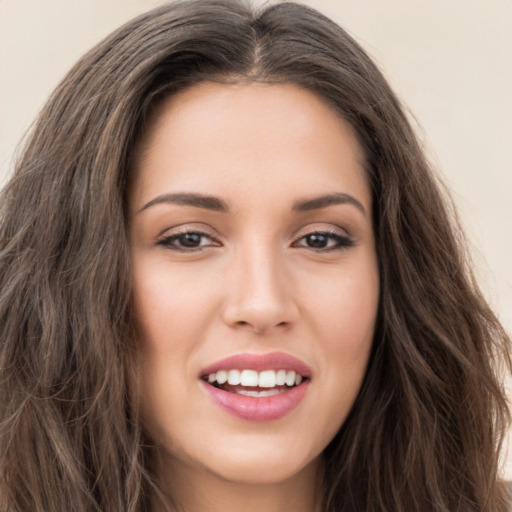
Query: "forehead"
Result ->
[[130, 82, 370, 213]]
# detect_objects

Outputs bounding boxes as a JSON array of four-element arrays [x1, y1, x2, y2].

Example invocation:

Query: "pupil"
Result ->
[[180, 233, 201, 247], [307, 234, 328, 248]]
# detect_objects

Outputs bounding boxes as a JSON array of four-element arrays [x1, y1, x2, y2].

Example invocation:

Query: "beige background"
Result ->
[[1, 0, 511, 473]]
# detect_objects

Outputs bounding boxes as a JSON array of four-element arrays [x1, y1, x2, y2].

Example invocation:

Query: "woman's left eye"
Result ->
[[156, 231, 218, 251], [293, 231, 354, 251]]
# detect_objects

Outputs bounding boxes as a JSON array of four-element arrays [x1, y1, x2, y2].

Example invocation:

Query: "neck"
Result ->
[[151, 453, 324, 512]]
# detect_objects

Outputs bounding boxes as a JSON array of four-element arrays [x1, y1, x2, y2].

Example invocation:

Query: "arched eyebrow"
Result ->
[[137, 191, 366, 216], [138, 192, 228, 214], [292, 193, 367, 216]]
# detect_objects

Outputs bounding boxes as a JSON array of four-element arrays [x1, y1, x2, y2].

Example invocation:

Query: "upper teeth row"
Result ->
[[207, 369, 303, 388]]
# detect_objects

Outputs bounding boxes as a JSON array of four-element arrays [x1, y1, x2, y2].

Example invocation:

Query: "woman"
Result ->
[[0, 1, 509, 511]]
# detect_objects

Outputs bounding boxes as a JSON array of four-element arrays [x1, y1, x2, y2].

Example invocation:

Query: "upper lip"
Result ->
[[200, 352, 312, 378]]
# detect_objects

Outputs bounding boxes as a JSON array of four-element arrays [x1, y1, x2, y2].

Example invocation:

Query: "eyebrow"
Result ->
[[138, 192, 228, 214], [138, 191, 366, 216], [292, 193, 367, 215]]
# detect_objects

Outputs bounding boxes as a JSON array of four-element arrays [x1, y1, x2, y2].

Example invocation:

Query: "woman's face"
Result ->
[[128, 82, 379, 486]]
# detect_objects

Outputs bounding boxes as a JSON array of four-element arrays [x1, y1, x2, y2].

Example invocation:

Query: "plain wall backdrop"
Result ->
[[1, 0, 511, 473]]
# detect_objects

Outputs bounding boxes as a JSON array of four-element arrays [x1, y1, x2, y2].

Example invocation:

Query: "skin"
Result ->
[[128, 82, 379, 512]]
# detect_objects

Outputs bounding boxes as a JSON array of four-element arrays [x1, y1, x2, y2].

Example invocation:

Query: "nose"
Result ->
[[222, 244, 299, 334]]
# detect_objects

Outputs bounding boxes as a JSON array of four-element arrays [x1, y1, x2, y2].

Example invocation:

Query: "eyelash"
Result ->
[[156, 228, 354, 253], [292, 230, 354, 251], [156, 230, 220, 252]]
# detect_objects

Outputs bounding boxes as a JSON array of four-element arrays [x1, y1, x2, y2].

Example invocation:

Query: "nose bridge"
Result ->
[[223, 235, 297, 333]]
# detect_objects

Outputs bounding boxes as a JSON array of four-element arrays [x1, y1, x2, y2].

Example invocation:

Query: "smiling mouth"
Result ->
[[201, 369, 308, 397]]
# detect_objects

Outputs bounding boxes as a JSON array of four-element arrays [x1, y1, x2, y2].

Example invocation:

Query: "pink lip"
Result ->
[[199, 352, 312, 422], [200, 352, 312, 377], [200, 380, 309, 421]]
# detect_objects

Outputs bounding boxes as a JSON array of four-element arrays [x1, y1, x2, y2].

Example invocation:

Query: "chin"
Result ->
[[208, 451, 319, 485], [156, 426, 323, 487]]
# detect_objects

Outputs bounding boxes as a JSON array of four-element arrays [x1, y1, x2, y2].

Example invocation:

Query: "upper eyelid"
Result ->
[[156, 223, 220, 240], [295, 230, 348, 240], [292, 224, 350, 239]]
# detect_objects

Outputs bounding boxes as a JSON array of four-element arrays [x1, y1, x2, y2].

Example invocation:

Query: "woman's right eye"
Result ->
[[156, 231, 219, 252]]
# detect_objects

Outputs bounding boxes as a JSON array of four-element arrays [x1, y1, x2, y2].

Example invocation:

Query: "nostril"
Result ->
[[232, 319, 290, 332]]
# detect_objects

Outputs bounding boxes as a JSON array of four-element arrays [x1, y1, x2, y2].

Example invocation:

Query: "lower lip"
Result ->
[[200, 381, 309, 421]]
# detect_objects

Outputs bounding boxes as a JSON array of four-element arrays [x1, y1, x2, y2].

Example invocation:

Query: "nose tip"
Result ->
[[223, 292, 298, 334], [221, 255, 298, 335]]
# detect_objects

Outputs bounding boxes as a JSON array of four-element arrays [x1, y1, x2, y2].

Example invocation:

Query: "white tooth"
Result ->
[[276, 369, 287, 386], [258, 370, 276, 388], [227, 369, 241, 385], [240, 369, 259, 386], [216, 370, 228, 384], [236, 388, 283, 397], [295, 374, 303, 386], [208, 373, 216, 383], [236, 389, 260, 397], [258, 388, 281, 397], [285, 370, 296, 386]]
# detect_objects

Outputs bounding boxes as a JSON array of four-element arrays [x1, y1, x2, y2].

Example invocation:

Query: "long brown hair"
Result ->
[[0, 1, 509, 510]]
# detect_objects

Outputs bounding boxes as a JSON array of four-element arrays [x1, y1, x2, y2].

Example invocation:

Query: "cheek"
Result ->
[[131, 260, 217, 352], [308, 258, 379, 410], [130, 264, 200, 444], [308, 256, 379, 343]]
